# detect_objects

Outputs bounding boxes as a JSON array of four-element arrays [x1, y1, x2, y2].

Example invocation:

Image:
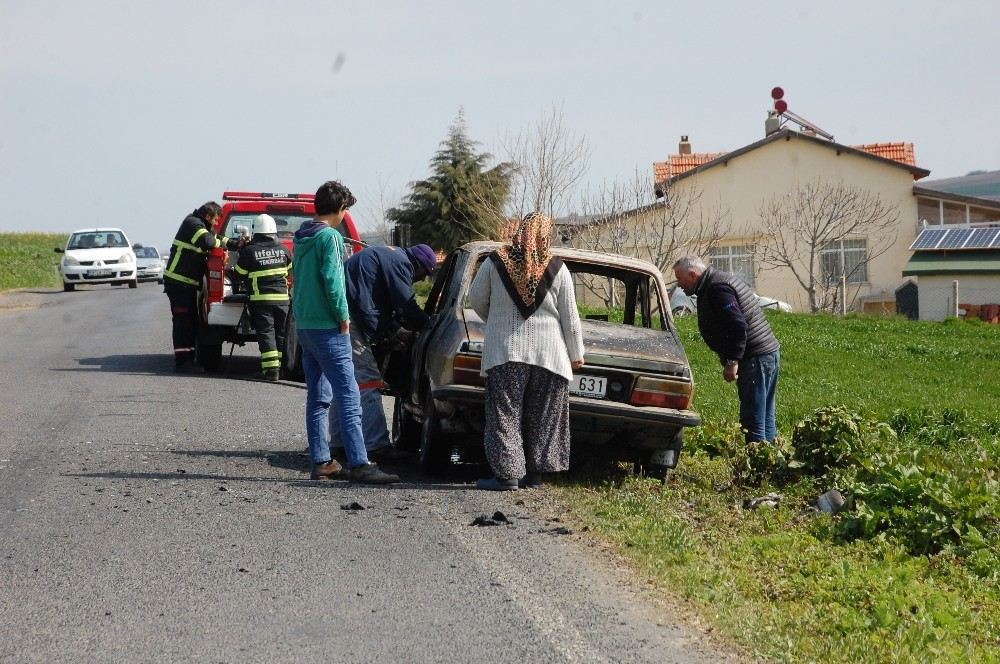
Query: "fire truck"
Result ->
[[197, 191, 362, 379]]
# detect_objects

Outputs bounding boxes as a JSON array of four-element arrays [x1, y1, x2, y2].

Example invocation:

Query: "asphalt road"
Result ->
[[0, 284, 737, 664]]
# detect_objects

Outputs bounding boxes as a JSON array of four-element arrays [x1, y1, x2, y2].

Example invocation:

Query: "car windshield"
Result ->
[[223, 213, 314, 239], [465, 253, 670, 330], [67, 231, 128, 250], [135, 247, 159, 258]]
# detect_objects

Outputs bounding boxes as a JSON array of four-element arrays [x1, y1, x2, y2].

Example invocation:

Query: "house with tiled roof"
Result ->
[[629, 122, 1000, 313]]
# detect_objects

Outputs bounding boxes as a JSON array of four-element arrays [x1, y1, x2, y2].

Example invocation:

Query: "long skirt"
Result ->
[[483, 361, 571, 480]]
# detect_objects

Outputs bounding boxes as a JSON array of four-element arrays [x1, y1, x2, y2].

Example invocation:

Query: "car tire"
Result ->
[[197, 342, 223, 372], [392, 398, 421, 451], [418, 396, 451, 473], [672, 306, 692, 317], [128, 279, 138, 289], [63, 282, 75, 292], [281, 313, 305, 382]]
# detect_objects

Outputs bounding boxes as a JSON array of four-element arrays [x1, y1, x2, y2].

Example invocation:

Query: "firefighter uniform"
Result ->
[[164, 210, 243, 370], [232, 235, 293, 379]]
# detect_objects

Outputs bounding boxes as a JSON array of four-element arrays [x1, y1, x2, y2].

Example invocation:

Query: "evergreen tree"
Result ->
[[388, 110, 512, 251]]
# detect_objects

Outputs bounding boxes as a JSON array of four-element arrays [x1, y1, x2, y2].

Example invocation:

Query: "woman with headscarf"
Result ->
[[469, 212, 585, 490]]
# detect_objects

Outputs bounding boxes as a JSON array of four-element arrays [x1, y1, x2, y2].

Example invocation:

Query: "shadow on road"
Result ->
[[51, 353, 302, 384]]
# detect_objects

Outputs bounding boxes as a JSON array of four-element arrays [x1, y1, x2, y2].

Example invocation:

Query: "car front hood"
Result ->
[[65, 248, 129, 262], [136, 258, 162, 268], [462, 310, 690, 375]]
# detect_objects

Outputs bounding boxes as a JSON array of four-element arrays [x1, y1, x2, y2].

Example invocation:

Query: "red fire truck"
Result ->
[[198, 191, 362, 378]]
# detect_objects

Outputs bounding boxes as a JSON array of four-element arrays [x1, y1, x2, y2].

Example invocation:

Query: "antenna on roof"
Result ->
[[767, 87, 834, 141]]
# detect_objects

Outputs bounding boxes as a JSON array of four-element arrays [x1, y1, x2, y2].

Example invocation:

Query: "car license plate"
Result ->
[[570, 374, 607, 399], [89, 269, 112, 277]]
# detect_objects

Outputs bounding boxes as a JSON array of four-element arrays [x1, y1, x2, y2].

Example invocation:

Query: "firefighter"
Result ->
[[163, 202, 246, 373], [232, 214, 293, 381]]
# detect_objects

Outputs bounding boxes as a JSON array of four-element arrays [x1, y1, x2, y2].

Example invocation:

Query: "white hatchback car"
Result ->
[[56, 228, 137, 292], [133, 245, 164, 284], [669, 286, 792, 316]]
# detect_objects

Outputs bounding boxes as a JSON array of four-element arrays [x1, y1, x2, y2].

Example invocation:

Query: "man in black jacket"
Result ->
[[329, 244, 437, 458], [163, 202, 246, 373], [673, 256, 780, 443], [232, 214, 293, 381]]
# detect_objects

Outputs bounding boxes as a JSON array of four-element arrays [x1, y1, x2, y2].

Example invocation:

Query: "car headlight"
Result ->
[[119, 252, 134, 263], [63, 255, 80, 266]]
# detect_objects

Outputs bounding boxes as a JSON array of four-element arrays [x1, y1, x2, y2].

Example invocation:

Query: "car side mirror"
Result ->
[[54, 247, 64, 253]]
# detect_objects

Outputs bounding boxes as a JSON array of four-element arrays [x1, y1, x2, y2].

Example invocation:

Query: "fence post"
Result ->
[[952, 280, 959, 318], [840, 275, 847, 316]]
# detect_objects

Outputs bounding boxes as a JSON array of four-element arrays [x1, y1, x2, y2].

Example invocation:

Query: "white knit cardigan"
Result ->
[[469, 258, 585, 381]]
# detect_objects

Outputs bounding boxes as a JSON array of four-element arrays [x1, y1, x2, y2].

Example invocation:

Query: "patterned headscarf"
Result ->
[[493, 212, 556, 314]]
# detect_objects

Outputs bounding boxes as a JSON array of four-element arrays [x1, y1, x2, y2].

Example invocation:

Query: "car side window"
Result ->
[[424, 253, 458, 315]]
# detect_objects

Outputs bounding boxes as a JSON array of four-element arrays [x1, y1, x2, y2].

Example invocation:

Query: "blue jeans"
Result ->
[[298, 328, 368, 469], [329, 325, 390, 452], [736, 349, 780, 442]]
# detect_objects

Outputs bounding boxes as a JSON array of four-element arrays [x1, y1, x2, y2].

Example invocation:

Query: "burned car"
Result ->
[[387, 241, 701, 479]]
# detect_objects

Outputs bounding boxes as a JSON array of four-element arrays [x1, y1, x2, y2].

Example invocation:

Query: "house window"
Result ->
[[709, 245, 755, 287], [821, 239, 868, 285]]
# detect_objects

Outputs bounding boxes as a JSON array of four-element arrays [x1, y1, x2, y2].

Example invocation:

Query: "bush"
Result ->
[[791, 406, 896, 477]]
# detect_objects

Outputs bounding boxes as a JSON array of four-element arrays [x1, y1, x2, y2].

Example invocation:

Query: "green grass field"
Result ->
[[0, 233, 68, 291], [560, 312, 1000, 662]]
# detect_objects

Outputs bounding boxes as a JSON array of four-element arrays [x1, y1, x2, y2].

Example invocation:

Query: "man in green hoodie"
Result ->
[[292, 180, 399, 484]]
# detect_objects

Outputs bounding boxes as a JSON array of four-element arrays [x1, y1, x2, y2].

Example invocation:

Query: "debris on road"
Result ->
[[341, 502, 365, 511], [471, 511, 512, 527], [816, 489, 846, 514]]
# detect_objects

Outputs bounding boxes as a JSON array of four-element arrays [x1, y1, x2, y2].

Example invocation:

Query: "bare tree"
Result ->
[[754, 180, 900, 313], [501, 103, 591, 221], [567, 171, 727, 306], [355, 172, 400, 245]]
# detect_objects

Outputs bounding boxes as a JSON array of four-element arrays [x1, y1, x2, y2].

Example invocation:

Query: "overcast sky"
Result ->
[[2, 0, 998, 250]]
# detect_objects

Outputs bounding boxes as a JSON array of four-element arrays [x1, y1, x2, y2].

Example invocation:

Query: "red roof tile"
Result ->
[[654, 140, 918, 185], [853, 142, 916, 166]]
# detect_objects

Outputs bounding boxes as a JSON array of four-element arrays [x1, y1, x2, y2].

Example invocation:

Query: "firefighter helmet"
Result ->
[[252, 214, 277, 235]]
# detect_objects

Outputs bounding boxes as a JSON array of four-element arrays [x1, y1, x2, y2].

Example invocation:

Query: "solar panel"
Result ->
[[992, 230, 1000, 249], [910, 228, 947, 250], [938, 228, 974, 250], [966, 228, 1000, 249]]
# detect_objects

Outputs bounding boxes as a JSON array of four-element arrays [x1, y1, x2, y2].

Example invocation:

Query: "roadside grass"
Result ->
[[559, 312, 1000, 663], [0, 233, 67, 291]]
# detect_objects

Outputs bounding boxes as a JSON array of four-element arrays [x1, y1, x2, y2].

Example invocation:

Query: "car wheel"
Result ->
[[63, 282, 75, 292], [128, 279, 138, 289], [419, 396, 451, 473], [633, 461, 672, 483], [281, 313, 305, 382], [392, 397, 421, 451], [672, 306, 692, 317], [197, 342, 223, 372]]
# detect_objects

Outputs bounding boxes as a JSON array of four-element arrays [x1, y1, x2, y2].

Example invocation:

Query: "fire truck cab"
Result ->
[[197, 191, 362, 378]]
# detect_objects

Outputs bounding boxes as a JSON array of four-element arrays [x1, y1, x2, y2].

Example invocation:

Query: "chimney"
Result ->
[[678, 135, 692, 155]]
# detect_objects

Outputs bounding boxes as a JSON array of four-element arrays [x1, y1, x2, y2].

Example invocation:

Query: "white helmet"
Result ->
[[252, 213, 277, 235]]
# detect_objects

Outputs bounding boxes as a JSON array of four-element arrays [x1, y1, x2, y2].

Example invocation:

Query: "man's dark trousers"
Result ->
[[249, 303, 289, 373], [164, 280, 199, 367]]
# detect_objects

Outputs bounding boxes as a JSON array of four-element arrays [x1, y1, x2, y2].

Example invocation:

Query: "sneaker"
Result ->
[[262, 369, 280, 382], [519, 473, 543, 489], [310, 459, 344, 480], [349, 462, 400, 485], [476, 477, 519, 491]]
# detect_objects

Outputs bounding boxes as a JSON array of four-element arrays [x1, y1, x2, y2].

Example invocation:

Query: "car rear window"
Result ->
[[222, 213, 314, 238], [465, 253, 670, 330]]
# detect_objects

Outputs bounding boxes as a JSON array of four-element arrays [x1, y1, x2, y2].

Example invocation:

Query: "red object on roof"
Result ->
[[854, 142, 917, 167], [653, 153, 726, 182]]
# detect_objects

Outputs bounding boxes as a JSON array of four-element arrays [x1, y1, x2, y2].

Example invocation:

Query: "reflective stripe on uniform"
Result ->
[[249, 293, 289, 302], [248, 267, 289, 301], [164, 270, 200, 287], [233, 264, 249, 275], [260, 349, 282, 369]]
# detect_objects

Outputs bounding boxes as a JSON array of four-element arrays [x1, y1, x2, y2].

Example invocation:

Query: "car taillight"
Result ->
[[629, 376, 693, 410], [453, 353, 484, 387]]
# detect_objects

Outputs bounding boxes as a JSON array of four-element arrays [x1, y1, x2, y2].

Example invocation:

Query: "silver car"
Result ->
[[387, 241, 701, 480], [133, 245, 164, 284]]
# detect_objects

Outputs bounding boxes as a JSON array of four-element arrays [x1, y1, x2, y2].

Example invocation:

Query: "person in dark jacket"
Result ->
[[163, 202, 246, 373], [328, 244, 437, 458], [232, 214, 292, 381], [673, 256, 780, 443]]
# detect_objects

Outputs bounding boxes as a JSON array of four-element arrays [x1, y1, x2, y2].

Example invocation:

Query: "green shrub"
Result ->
[[791, 406, 897, 477]]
